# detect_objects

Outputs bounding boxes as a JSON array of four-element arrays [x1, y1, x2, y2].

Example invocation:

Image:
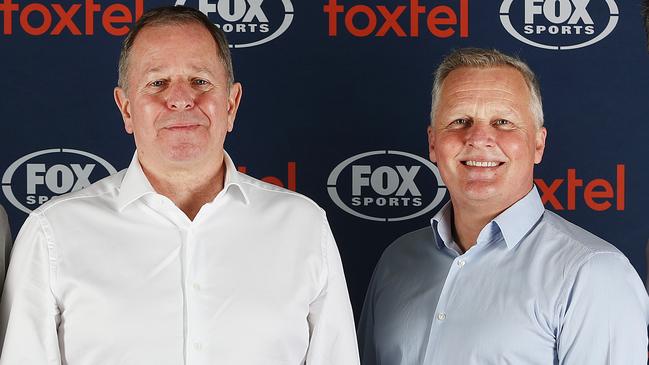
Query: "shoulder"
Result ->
[[234, 171, 325, 217], [555, 234, 649, 333], [384, 227, 436, 257], [540, 210, 621, 255], [537, 210, 639, 290], [374, 226, 437, 274], [33, 170, 126, 216]]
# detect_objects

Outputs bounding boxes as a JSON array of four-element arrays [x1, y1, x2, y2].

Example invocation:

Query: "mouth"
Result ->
[[461, 160, 505, 168], [164, 124, 201, 131]]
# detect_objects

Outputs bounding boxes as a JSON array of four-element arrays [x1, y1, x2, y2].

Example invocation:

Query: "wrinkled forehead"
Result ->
[[130, 23, 218, 58], [440, 66, 530, 99], [433, 66, 535, 124], [127, 23, 223, 78]]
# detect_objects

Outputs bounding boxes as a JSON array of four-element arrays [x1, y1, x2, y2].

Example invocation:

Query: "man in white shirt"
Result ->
[[0, 205, 10, 292], [0, 6, 359, 365]]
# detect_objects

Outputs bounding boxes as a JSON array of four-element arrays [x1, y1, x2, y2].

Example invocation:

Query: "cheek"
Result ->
[[200, 101, 230, 131], [500, 134, 533, 160], [131, 99, 163, 133], [435, 135, 462, 161], [197, 92, 228, 112]]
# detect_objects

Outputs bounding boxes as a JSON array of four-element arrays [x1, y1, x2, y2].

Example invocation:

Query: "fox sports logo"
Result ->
[[174, 0, 294, 48], [2, 149, 117, 214], [327, 150, 447, 222], [500, 0, 619, 50]]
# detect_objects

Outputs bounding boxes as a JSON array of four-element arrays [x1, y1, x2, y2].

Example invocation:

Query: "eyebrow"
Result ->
[[141, 66, 216, 78], [442, 103, 523, 117]]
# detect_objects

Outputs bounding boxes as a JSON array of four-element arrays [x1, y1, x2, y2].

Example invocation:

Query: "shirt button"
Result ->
[[192, 283, 201, 291], [437, 312, 447, 321], [194, 342, 202, 351], [457, 259, 466, 268]]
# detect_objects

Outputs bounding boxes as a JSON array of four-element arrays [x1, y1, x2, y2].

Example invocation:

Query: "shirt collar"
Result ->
[[221, 151, 250, 205], [116, 153, 156, 211], [430, 186, 544, 251], [430, 201, 453, 250], [492, 186, 544, 249], [117, 150, 249, 211]]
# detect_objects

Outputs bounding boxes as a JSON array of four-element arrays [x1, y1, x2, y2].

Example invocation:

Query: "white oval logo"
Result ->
[[327, 150, 447, 222], [2, 149, 117, 214], [174, 0, 294, 48], [500, 0, 618, 50]]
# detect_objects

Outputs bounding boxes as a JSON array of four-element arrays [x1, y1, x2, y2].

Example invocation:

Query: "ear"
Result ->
[[427, 125, 437, 163], [534, 127, 547, 164], [226, 82, 243, 132], [114, 87, 134, 134]]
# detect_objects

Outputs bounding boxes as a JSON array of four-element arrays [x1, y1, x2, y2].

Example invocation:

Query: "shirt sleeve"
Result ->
[[557, 252, 649, 365], [357, 264, 378, 365], [305, 215, 360, 365], [0, 213, 61, 364], [0, 206, 12, 291]]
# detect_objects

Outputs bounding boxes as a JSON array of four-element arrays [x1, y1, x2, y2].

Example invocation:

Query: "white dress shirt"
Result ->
[[0, 152, 360, 365]]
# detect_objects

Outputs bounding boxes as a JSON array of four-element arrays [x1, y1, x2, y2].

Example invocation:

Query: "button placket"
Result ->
[[423, 254, 463, 364], [429, 254, 470, 338], [182, 227, 200, 361]]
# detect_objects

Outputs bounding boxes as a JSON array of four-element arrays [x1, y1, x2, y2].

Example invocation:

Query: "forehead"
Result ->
[[128, 22, 221, 74], [439, 66, 531, 105]]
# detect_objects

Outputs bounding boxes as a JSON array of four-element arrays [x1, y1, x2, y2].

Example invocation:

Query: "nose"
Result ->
[[465, 123, 495, 148], [165, 82, 195, 110]]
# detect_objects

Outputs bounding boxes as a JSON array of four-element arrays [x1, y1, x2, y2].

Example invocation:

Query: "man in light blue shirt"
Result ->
[[358, 48, 649, 364]]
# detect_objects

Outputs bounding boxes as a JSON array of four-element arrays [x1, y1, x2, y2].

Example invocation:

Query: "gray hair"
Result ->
[[430, 48, 544, 128], [117, 6, 234, 91]]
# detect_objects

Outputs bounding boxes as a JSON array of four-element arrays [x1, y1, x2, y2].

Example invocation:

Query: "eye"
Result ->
[[192, 79, 211, 86], [493, 119, 515, 129], [448, 118, 470, 128], [148, 80, 167, 88]]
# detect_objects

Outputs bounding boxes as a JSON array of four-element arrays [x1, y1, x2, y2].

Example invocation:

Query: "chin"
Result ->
[[462, 179, 533, 207], [164, 144, 205, 162], [464, 180, 500, 194], [454, 181, 504, 204]]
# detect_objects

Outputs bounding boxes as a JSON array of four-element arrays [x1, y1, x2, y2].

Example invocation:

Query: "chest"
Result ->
[[51, 216, 321, 364], [373, 251, 561, 365]]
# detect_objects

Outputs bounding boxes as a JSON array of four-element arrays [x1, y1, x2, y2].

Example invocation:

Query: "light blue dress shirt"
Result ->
[[359, 187, 649, 365]]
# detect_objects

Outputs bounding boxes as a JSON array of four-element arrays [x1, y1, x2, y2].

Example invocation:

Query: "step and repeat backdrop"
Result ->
[[1, 0, 648, 319]]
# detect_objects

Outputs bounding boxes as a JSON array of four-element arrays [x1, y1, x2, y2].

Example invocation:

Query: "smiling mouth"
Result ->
[[462, 160, 504, 167]]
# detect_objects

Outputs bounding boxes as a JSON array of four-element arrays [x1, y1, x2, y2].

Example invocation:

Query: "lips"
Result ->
[[159, 118, 206, 132], [158, 114, 207, 130], [164, 124, 200, 130]]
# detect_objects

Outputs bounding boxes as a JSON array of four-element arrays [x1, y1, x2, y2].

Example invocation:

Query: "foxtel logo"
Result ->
[[535, 164, 625, 211], [324, 0, 468, 38], [0, 0, 143, 36], [237, 162, 296, 191]]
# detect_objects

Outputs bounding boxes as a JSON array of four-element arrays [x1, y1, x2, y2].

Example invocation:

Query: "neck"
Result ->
[[141, 160, 226, 221], [450, 189, 533, 252], [450, 203, 501, 253]]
